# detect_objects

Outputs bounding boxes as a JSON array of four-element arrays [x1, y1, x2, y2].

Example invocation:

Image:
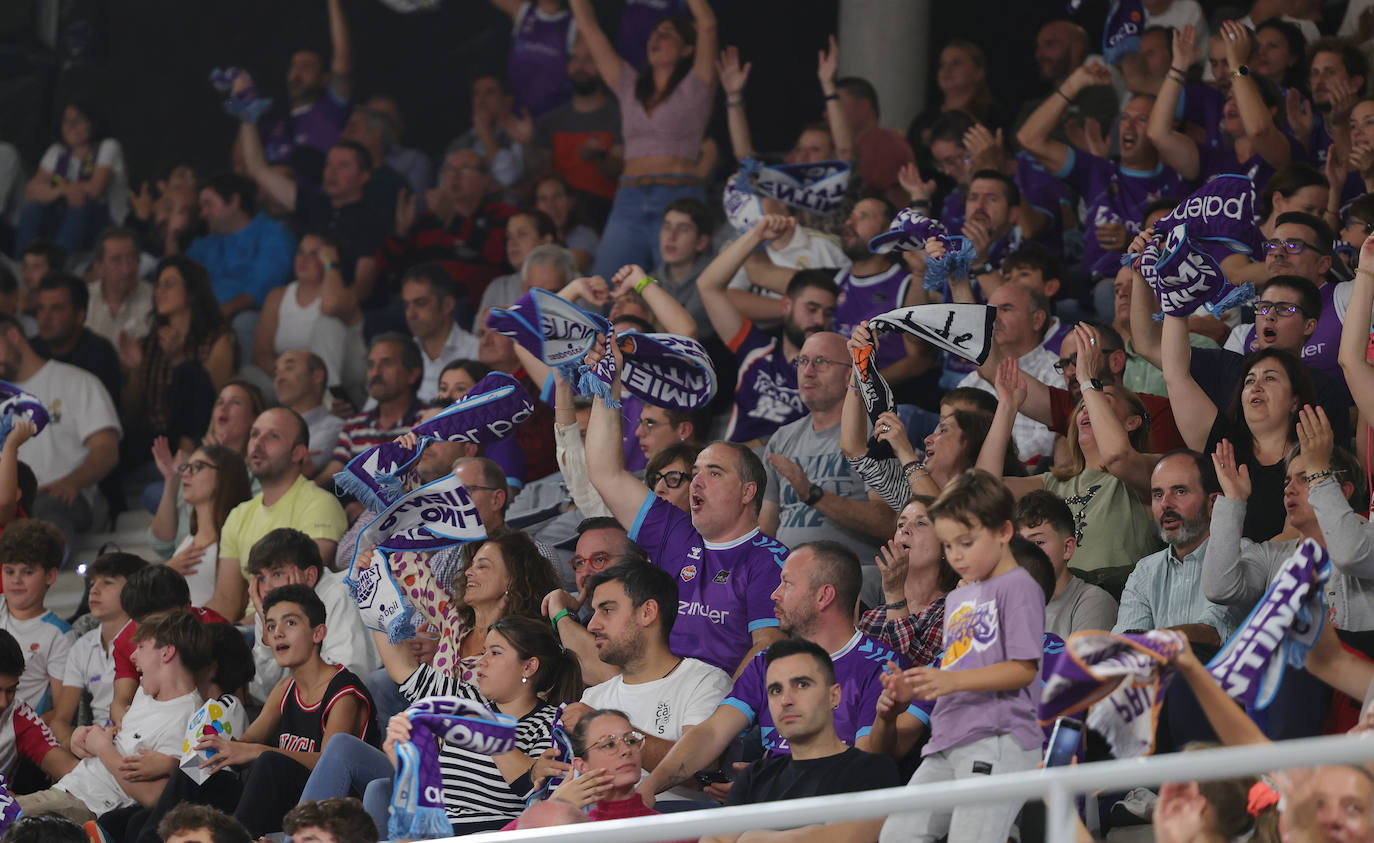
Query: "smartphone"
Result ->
[[694, 769, 732, 787], [1043, 717, 1085, 768]]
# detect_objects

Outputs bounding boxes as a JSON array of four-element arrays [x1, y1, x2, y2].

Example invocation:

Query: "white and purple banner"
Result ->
[[753, 159, 851, 217]]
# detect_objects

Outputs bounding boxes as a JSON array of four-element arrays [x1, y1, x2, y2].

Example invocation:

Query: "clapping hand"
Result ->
[[1211, 438, 1252, 500]]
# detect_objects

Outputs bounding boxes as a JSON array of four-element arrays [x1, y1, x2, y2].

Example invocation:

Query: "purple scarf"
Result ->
[[612, 331, 717, 411], [488, 289, 612, 402], [0, 772, 19, 835], [1207, 539, 1330, 709], [1040, 629, 1186, 758], [345, 472, 489, 643], [752, 158, 851, 217], [868, 208, 975, 291], [208, 67, 274, 124], [0, 382, 49, 451], [390, 696, 518, 841], [333, 372, 535, 512]]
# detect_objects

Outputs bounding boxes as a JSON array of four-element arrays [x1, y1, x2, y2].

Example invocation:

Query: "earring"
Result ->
[[521, 675, 528, 684]]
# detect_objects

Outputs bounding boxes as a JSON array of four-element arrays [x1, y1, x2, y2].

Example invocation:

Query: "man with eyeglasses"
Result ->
[[760, 332, 895, 606]]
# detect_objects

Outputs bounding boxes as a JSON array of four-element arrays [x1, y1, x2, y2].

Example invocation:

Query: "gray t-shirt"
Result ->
[[764, 416, 883, 566], [1045, 575, 1119, 639]]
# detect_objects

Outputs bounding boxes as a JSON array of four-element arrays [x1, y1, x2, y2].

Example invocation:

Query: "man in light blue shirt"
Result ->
[[1114, 451, 1243, 644]]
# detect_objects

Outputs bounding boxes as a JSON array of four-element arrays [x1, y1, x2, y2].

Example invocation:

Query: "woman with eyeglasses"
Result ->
[[645, 441, 699, 513], [152, 443, 252, 606], [978, 325, 1163, 593]]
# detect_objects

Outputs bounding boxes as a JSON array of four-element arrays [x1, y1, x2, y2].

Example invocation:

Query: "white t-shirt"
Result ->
[[54, 687, 202, 815], [37, 138, 129, 223], [16, 359, 122, 497], [61, 621, 128, 726], [727, 227, 851, 294], [582, 657, 731, 799], [0, 598, 73, 713], [171, 536, 219, 608]]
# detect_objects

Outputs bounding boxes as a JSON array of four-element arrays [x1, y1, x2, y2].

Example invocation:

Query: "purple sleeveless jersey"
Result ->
[[726, 323, 805, 443], [834, 264, 912, 370], [616, 0, 687, 69], [509, 3, 573, 117]]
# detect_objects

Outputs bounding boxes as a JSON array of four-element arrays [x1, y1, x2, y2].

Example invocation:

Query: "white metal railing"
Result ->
[[405, 733, 1374, 843]]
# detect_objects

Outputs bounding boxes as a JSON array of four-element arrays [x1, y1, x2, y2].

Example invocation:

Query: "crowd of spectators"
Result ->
[[4, 0, 1374, 841]]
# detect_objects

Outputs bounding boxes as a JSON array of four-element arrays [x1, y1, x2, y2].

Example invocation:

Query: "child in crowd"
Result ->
[[131, 584, 378, 839], [879, 469, 1046, 843], [0, 628, 75, 786], [0, 520, 72, 718], [244, 529, 378, 705], [156, 803, 252, 843], [17, 609, 208, 825], [283, 797, 378, 843], [109, 565, 228, 726], [50, 552, 146, 749], [1015, 490, 1118, 638]]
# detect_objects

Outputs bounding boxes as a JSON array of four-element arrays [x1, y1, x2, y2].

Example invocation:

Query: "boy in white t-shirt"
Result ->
[[49, 552, 147, 749], [16, 609, 208, 824], [0, 519, 74, 718]]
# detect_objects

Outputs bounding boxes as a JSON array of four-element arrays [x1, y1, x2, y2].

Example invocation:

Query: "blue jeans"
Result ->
[[17, 198, 109, 255], [592, 180, 705, 279], [299, 733, 395, 838]]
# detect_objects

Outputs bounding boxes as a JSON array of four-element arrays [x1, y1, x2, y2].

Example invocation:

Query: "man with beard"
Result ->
[[1025, 20, 1120, 134], [315, 334, 424, 514], [217, 408, 347, 622], [636, 542, 922, 804], [761, 332, 895, 606], [1019, 63, 1188, 282], [1113, 450, 1241, 644], [548, 561, 732, 803], [831, 197, 935, 391], [531, 33, 623, 221], [697, 215, 838, 447], [272, 350, 343, 478]]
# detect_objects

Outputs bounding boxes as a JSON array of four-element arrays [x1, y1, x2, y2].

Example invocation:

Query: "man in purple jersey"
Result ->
[[635, 542, 924, 804], [698, 215, 838, 447], [584, 336, 787, 677], [1019, 62, 1188, 289]]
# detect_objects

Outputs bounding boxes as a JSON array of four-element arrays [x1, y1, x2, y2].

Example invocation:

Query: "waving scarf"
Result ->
[[390, 696, 518, 841], [752, 159, 851, 217], [333, 372, 535, 512], [1207, 539, 1330, 709], [208, 67, 274, 124], [1040, 629, 1186, 759], [850, 341, 898, 461], [0, 772, 18, 836], [344, 473, 488, 643], [1133, 173, 1262, 318], [868, 208, 976, 291], [529, 702, 578, 804], [0, 382, 49, 451], [723, 172, 765, 234], [614, 331, 717, 411], [488, 289, 612, 402]]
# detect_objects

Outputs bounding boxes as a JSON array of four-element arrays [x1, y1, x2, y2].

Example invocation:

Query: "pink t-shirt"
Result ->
[[614, 61, 712, 160]]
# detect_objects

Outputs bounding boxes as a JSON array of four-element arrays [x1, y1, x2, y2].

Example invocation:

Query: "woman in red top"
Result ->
[[519, 709, 661, 826]]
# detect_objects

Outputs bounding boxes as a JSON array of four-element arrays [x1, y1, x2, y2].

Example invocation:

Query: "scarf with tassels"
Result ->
[[0, 382, 49, 450], [869, 208, 977, 292], [390, 696, 518, 841]]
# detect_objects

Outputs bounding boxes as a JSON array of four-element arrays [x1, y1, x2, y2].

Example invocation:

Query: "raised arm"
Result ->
[[1148, 26, 1202, 180], [238, 120, 297, 212], [718, 47, 755, 161], [1201, 443, 1270, 606], [1340, 233, 1374, 421], [1160, 313, 1217, 452], [978, 360, 1045, 497], [584, 336, 654, 526], [1017, 62, 1112, 175], [611, 264, 698, 337], [568, 0, 623, 91], [698, 216, 790, 341], [1221, 21, 1290, 170], [1172, 641, 1270, 746], [818, 35, 852, 161], [1073, 324, 1158, 498], [685, 0, 717, 86], [326, 0, 353, 101]]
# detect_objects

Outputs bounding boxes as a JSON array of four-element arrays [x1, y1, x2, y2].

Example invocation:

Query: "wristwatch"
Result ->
[[1081, 378, 1104, 392], [804, 485, 825, 506], [1231, 65, 1249, 79]]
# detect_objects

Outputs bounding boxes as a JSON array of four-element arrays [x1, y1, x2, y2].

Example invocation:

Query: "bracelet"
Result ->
[[550, 608, 571, 634], [1166, 69, 1187, 84], [902, 460, 928, 479], [909, 199, 931, 209], [885, 599, 908, 610], [1358, 268, 1374, 280], [1305, 469, 1334, 485], [634, 275, 659, 294], [726, 97, 743, 108], [1054, 88, 1072, 103], [824, 92, 839, 101]]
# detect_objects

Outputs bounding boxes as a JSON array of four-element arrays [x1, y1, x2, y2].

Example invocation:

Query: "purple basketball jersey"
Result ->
[[509, 3, 573, 117], [834, 264, 912, 370]]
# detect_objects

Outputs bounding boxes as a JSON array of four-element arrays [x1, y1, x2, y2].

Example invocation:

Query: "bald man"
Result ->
[[759, 332, 896, 605], [1023, 19, 1119, 140]]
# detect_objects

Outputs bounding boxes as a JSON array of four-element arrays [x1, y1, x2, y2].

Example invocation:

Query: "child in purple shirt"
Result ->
[[878, 469, 1045, 843]]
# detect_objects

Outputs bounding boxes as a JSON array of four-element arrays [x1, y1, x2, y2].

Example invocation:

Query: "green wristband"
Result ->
[[634, 275, 658, 295], [551, 608, 572, 634]]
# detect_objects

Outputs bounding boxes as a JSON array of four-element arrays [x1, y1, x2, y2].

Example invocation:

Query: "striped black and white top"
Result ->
[[400, 663, 555, 833]]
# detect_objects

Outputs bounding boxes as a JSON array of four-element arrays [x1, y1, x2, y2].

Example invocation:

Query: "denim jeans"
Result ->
[[299, 733, 395, 838], [592, 180, 705, 279], [17, 198, 109, 255]]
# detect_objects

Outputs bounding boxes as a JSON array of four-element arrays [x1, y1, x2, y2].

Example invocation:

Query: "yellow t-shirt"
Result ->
[[220, 474, 347, 579]]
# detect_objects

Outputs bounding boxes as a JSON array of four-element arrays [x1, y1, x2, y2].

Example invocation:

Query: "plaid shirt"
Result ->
[[859, 596, 946, 667]]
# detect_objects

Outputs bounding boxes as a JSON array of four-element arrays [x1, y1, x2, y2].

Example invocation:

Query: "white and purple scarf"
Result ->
[[488, 289, 611, 400], [1130, 174, 1262, 318], [0, 772, 19, 835], [390, 696, 518, 841], [208, 67, 273, 124], [344, 472, 488, 643], [723, 171, 765, 234], [333, 371, 535, 512], [1040, 629, 1186, 758], [611, 331, 717, 411], [1207, 539, 1330, 709], [869, 208, 976, 291], [751, 158, 851, 218], [0, 382, 49, 451]]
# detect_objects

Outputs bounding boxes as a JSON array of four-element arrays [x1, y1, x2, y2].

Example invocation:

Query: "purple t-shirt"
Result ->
[[509, 2, 573, 117], [261, 88, 351, 164], [1195, 134, 1304, 198], [724, 631, 909, 755], [616, 0, 687, 69], [940, 190, 965, 230], [1017, 152, 1069, 259], [834, 263, 912, 370], [925, 565, 1045, 755], [1178, 84, 1226, 150], [1232, 280, 1345, 380], [629, 494, 786, 673], [1056, 148, 1188, 279], [621, 394, 648, 473], [725, 321, 804, 444]]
